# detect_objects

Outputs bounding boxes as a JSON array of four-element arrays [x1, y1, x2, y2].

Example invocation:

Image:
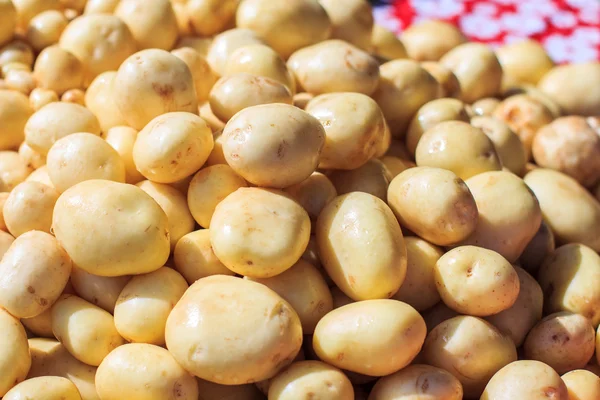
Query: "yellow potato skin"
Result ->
[[71, 267, 130, 314], [115, 0, 178, 51], [206, 28, 265, 76], [3, 181, 58, 237], [562, 369, 600, 400], [3, 376, 81, 400], [84, 72, 127, 133], [0, 309, 31, 397], [104, 126, 144, 184], [0, 89, 32, 150]]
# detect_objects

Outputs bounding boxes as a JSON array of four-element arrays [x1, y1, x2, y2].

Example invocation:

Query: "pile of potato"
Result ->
[[0, 0, 600, 399]]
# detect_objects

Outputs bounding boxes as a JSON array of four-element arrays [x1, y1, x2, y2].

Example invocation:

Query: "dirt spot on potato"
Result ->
[[152, 83, 174, 99], [421, 378, 430, 392], [27, 285, 35, 294]]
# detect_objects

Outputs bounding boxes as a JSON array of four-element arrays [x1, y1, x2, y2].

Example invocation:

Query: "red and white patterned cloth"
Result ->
[[372, 0, 600, 63]]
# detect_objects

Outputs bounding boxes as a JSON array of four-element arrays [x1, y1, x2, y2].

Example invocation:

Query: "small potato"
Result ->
[[166, 275, 303, 384], [306, 92, 386, 170], [421, 62, 462, 99], [0, 309, 30, 397], [0, 89, 32, 150], [470, 97, 500, 117], [471, 116, 527, 175], [12, 0, 61, 30], [423, 316, 517, 398], [133, 112, 213, 183], [96, 343, 198, 400], [519, 219, 555, 274], [209, 73, 292, 122], [283, 172, 336, 228], [392, 237, 443, 311], [497, 39, 554, 88], [24, 101, 101, 156], [524, 311, 595, 374], [401, 20, 467, 61], [313, 299, 426, 376], [246, 259, 333, 334], [185, 0, 238, 37], [287, 40, 379, 96], [25, 165, 53, 186], [236, 0, 331, 59], [369, 364, 463, 400], [3, 376, 81, 400], [481, 360, 568, 400], [113, 50, 199, 130], [562, 370, 600, 400], [26, 10, 68, 52], [440, 43, 503, 103], [104, 126, 144, 184], [0, 150, 32, 191], [210, 187, 310, 278], [316, 192, 406, 300], [71, 267, 130, 313], [206, 28, 265, 76], [29, 87, 58, 110], [52, 180, 170, 276], [537, 243, 600, 326], [51, 294, 126, 366], [222, 104, 325, 188], [328, 158, 392, 201], [3, 181, 58, 237], [0, 0, 16, 47], [19, 142, 46, 169], [269, 360, 354, 400], [415, 120, 502, 180], [387, 167, 477, 246], [197, 379, 265, 400], [171, 47, 219, 104], [4, 69, 35, 94], [84, 72, 127, 132], [114, 267, 188, 345], [0, 40, 34, 67], [319, 0, 373, 51], [538, 62, 600, 116], [59, 15, 137, 87], [115, 0, 178, 50], [406, 98, 469, 155], [372, 59, 440, 137], [371, 24, 407, 61], [47, 133, 126, 192]]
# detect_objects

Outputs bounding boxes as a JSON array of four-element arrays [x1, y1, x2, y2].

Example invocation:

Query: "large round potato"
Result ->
[[210, 187, 310, 278], [0, 90, 32, 150], [71, 267, 130, 314], [84, 72, 127, 133], [165, 275, 303, 384], [52, 180, 170, 276], [33, 46, 83, 96], [0, 309, 30, 397], [25, 10, 68, 53], [562, 370, 600, 400], [387, 166, 478, 246], [316, 192, 407, 300], [115, 0, 178, 51], [0, 231, 71, 318], [96, 343, 198, 400], [328, 158, 392, 201], [401, 20, 466, 61], [3, 181, 58, 237], [221, 104, 325, 188], [3, 376, 81, 400], [423, 316, 517, 398]]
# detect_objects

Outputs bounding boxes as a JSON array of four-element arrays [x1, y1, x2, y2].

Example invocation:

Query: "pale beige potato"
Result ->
[[26, 10, 68, 52], [84, 72, 127, 133], [206, 28, 265, 76], [372, 59, 440, 138], [197, 379, 265, 400], [210, 187, 310, 277], [371, 24, 407, 61], [0, 0, 16, 47], [0, 89, 32, 150], [200, 103, 226, 134], [3, 181, 58, 236], [104, 126, 144, 184], [316, 192, 406, 300], [440, 43, 503, 103], [59, 87, 89, 105], [538, 62, 600, 116], [52, 295, 125, 366], [246, 259, 333, 334], [497, 39, 554, 89], [25, 165, 53, 186], [470, 97, 500, 117], [328, 158, 392, 201], [319, 0, 373, 51], [287, 40, 379, 96], [0, 40, 34, 67], [305, 92, 386, 170], [71, 266, 130, 314], [115, 0, 178, 50], [562, 369, 600, 400], [0, 309, 30, 397], [402, 20, 466, 62], [166, 275, 303, 384], [96, 343, 198, 400], [47, 133, 126, 192], [481, 360, 568, 400], [113, 50, 199, 130], [114, 267, 187, 345], [387, 166, 477, 246], [313, 299, 425, 376], [29, 87, 58, 110], [209, 73, 293, 122], [133, 112, 213, 183], [4, 69, 35, 95], [421, 62, 462, 100], [283, 171, 336, 228], [504, 84, 563, 119], [0, 230, 13, 258], [3, 376, 81, 400], [185, 0, 238, 37], [18, 142, 45, 169], [520, 219, 555, 274], [59, 15, 137, 87], [222, 104, 325, 188], [0, 150, 32, 191], [172, 47, 219, 104], [83, 0, 119, 14], [406, 98, 469, 155], [524, 311, 595, 374], [471, 116, 527, 175], [52, 180, 170, 276], [369, 364, 463, 400], [12, 0, 61, 30], [175, 36, 212, 57]]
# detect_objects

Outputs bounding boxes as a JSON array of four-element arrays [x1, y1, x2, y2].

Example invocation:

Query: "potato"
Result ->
[[268, 360, 353, 399], [104, 126, 144, 184], [206, 28, 265, 76], [4, 68, 35, 94], [113, 50, 199, 130], [185, 0, 238, 37], [210, 73, 293, 122], [175, 36, 212, 57], [52, 180, 170, 276], [0, 0, 16, 47], [497, 39, 554, 89], [133, 112, 213, 183], [319, 0, 372, 51], [562, 369, 600, 400], [71, 267, 130, 314], [369, 364, 463, 400], [3, 376, 81, 400], [26, 10, 68, 52], [83, 0, 119, 14], [371, 24, 407, 61], [520, 219, 555, 274], [0, 192, 8, 230], [3, 181, 58, 236], [538, 62, 600, 116], [62, 89, 95, 107], [12, 0, 61, 29], [29, 87, 58, 111], [84, 72, 127, 133], [173, 230, 234, 284], [470, 116, 527, 175], [379, 156, 413, 178], [283, 171, 336, 228], [470, 97, 500, 117], [0, 90, 32, 150], [0, 309, 30, 397], [0, 40, 34, 67], [0, 150, 32, 191], [421, 62, 462, 99], [537, 243, 600, 326], [25, 165, 53, 186], [19, 142, 46, 169], [481, 360, 568, 400], [401, 20, 466, 62], [115, 0, 178, 51], [96, 343, 198, 400], [423, 316, 517, 398], [440, 43, 503, 103], [0, 229, 13, 256], [524, 311, 595, 374], [52, 294, 125, 366], [166, 275, 303, 384], [171, 47, 219, 104], [406, 98, 469, 155], [210, 187, 310, 278], [313, 299, 425, 376], [328, 158, 392, 201]]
